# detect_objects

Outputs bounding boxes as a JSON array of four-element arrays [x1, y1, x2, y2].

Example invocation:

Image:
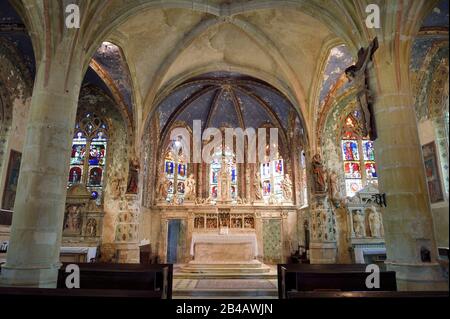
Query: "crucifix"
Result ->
[[345, 37, 379, 140]]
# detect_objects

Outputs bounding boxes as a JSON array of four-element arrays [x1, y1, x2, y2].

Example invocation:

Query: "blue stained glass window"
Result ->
[[68, 110, 109, 202]]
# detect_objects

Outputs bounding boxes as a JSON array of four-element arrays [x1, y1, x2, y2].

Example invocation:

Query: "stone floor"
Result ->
[[173, 264, 278, 299]]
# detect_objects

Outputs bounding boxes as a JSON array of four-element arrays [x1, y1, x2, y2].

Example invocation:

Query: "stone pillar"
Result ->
[[0, 59, 83, 287], [186, 211, 194, 262], [309, 194, 337, 263], [245, 163, 251, 202], [254, 212, 263, 261], [372, 41, 447, 290]]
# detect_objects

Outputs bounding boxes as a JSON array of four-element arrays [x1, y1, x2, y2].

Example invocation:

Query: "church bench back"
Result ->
[[278, 264, 397, 299], [57, 263, 173, 299]]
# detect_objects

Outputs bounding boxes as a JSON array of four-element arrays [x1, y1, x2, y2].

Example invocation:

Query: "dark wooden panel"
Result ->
[[278, 264, 397, 299], [287, 291, 449, 298], [56, 263, 173, 299]]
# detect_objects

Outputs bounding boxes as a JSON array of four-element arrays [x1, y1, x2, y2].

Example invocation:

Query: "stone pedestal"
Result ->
[[115, 242, 140, 263], [309, 194, 337, 264], [309, 242, 337, 264]]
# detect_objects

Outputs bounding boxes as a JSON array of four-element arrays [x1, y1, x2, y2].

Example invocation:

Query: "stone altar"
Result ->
[[190, 232, 258, 263]]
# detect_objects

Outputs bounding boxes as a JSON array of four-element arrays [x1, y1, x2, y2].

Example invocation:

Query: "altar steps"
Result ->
[[174, 262, 276, 279], [173, 288, 278, 299], [173, 278, 278, 299]]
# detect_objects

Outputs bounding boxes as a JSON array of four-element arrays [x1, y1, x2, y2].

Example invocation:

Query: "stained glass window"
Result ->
[[260, 156, 285, 203], [164, 137, 188, 204], [209, 146, 237, 203], [341, 111, 378, 196], [68, 111, 108, 202]]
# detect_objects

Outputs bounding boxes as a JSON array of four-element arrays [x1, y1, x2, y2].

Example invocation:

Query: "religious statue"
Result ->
[[312, 154, 327, 193], [353, 210, 365, 238], [184, 174, 196, 201], [328, 171, 340, 202], [345, 37, 379, 140], [282, 174, 293, 201], [126, 157, 139, 194], [86, 218, 97, 237], [64, 205, 81, 233], [219, 158, 231, 202], [254, 170, 263, 200], [368, 209, 383, 238]]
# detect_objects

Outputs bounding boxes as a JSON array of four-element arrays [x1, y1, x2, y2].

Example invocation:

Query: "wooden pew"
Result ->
[[286, 291, 448, 299], [0, 287, 164, 300], [278, 264, 397, 299], [57, 263, 173, 299]]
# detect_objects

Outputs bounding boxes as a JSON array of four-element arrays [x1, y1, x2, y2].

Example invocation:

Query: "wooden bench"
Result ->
[[286, 291, 448, 299], [0, 287, 164, 300], [278, 264, 397, 299], [57, 263, 173, 299]]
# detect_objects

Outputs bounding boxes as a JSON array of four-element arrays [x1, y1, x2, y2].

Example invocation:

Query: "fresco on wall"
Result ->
[[2, 150, 21, 211], [422, 142, 444, 203], [318, 45, 354, 107]]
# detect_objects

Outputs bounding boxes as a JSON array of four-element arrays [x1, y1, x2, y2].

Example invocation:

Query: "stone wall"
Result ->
[[0, 40, 32, 208]]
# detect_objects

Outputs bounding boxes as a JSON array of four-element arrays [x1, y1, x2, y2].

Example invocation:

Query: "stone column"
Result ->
[[371, 41, 447, 290], [245, 163, 251, 202], [254, 211, 263, 261], [0, 58, 83, 287], [186, 211, 194, 263]]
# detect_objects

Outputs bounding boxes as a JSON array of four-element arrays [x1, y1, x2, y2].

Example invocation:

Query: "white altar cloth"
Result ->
[[190, 233, 257, 257]]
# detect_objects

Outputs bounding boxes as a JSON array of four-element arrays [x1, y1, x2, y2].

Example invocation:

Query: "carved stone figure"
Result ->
[[368, 209, 383, 238], [219, 158, 231, 201], [64, 205, 81, 232], [86, 218, 97, 237], [254, 170, 263, 200], [345, 37, 379, 140], [185, 173, 196, 200], [126, 157, 139, 194], [328, 171, 340, 201], [282, 174, 293, 201], [312, 154, 327, 193], [353, 210, 365, 238]]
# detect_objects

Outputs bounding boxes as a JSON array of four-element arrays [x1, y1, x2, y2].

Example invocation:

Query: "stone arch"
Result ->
[[143, 63, 307, 145]]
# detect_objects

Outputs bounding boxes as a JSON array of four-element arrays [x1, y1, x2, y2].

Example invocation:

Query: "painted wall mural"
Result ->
[[1, 150, 21, 211], [262, 219, 282, 263], [422, 142, 444, 203]]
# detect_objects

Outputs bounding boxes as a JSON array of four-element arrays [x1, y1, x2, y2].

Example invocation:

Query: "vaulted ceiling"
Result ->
[[111, 6, 334, 139], [156, 72, 298, 137], [1, 0, 447, 148]]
